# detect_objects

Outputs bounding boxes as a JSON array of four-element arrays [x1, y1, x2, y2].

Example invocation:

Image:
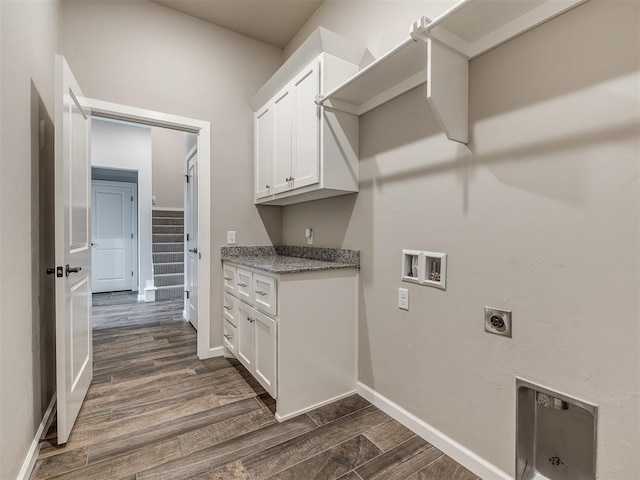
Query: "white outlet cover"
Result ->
[[399, 288, 409, 311], [227, 231, 236, 245]]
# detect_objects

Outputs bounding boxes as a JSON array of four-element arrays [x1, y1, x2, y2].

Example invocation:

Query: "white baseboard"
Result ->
[[356, 382, 512, 480], [18, 395, 56, 480], [275, 389, 357, 423], [152, 207, 184, 212], [198, 345, 225, 359]]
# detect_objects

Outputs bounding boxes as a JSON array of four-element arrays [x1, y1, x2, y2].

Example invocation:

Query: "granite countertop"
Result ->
[[221, 246, 359, 274]]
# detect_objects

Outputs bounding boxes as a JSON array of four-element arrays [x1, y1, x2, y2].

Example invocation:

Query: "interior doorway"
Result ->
[[86, 98, 213, 359]]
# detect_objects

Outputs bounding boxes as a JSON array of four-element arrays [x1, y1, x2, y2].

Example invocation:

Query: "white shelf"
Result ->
[[317, 36, 426, 117], [426, 0, 589, 59], [316, 0, 589, 144]]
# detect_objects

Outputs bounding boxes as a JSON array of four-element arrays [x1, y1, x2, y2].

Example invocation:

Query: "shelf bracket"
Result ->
[[427, 39, 469, 144], [409, 16, 430, 43]]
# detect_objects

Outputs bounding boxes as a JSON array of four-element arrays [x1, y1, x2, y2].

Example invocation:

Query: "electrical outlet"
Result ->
[[484, 307, 512, 337], [398, 288, 409, 311], [227, 231, 236, 245]]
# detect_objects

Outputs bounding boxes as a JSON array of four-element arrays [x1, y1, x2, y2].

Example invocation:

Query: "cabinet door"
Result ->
[[292, 59, 320, 190], [222, 264, 237, 295], [223, 320, 237, 357], [236, 302, 255, 371], [255, 105, 273, 199], [223, 292, 237, 326], [254, 309, 277, 398], [253, 273, 276, 317], [236, 268, 254, 305], [272, 88, 293, 194]]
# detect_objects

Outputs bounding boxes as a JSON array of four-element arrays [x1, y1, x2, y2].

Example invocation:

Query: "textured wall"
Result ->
[[281, 1, 640, 477], [0, 1, 60, 478], [151, 127, 184, 210], [92, 118, 153, 294]]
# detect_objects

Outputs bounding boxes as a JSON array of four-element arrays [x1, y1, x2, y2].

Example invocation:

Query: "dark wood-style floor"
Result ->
[[31, 293, 480, 480]]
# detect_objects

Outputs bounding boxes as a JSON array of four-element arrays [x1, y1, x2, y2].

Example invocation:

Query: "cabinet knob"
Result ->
[[247, 317, 255, 323], [265, 184, 270, 189]]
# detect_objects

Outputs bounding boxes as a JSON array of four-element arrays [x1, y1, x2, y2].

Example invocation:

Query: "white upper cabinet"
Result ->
[[253, 53, 360, 206]]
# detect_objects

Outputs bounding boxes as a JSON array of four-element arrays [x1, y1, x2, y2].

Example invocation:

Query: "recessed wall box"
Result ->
[[421, 251, 446, 289], [517, 378, 597, 480], [401, 250, 423, 284]]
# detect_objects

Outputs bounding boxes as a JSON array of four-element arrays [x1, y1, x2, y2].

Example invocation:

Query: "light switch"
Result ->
[[227, 231, 236, 245], [398, 288, 409, 311]]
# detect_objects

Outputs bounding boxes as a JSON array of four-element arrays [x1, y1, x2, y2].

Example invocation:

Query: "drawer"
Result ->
[[253, 272, 277, 316], [222, 263, 237, 294], [236, 268, 254, 304], [223, 293, 237, 326], [223, 320, 237, 356]]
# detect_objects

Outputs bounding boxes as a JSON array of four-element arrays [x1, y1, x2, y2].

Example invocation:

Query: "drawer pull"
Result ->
[[223, 305, 232, 311], [247, 317, 255, 323], [224, 334, 232, 340], [238, 282, 248, 287], [224, 277, 232, 281], [256, 290, 268, 296]]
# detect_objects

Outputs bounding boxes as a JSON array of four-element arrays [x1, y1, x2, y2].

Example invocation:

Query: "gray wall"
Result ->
[[92, 118, 153, 295], [152, 127, 184, 210], [61, 0, 284, 348], [0, 1, 60, 478], [281, 0, 640, 477]]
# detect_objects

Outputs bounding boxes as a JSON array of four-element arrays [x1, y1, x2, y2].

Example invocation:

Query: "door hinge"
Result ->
[[185, 174, 190, 183], [131, 233, 134, 239], [186, 233, 190, 241], [185, 290, 190, 299], [131, 196, 134, 202], [131, 271, 134, 277]]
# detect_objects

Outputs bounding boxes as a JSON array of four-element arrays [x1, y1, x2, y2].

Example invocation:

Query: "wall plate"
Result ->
[[484, 306, 512, 338], [421, 251, 446, 290], [401, 250, 423, 284]]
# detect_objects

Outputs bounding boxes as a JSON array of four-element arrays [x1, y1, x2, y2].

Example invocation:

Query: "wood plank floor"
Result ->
[[31, 293, 480, 480]]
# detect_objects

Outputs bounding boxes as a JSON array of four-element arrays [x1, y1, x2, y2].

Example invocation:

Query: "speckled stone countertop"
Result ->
[[221, 246, 359, 274]]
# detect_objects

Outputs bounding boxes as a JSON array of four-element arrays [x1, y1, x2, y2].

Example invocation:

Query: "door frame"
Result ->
[[91, 179, 138, 293], [85, 98, 213, 359]]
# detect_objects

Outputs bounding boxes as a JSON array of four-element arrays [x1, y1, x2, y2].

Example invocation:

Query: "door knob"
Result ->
[[65, 265, 82, 277], [91, 242, 97, 247]]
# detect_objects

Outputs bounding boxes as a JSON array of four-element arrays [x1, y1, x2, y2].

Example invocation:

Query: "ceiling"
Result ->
[[151, 0, 324, 48]]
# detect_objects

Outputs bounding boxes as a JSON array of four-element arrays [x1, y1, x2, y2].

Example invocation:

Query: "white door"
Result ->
[[272, 88, 293, 194], [237, 303, 255, 371], [255, 104, 273, 199], [254, 309, 277, 398], [185, 145, 198, 329], [54, 55, 93, 445], [91, 181, 136, 293], [292, 59, 320, 190]]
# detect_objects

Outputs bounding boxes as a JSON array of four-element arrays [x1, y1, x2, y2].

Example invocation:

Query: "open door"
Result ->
[[184, 145, 198, 330], [54, 55, 93, 444]]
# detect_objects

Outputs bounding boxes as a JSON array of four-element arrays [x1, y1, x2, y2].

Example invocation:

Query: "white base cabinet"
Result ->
[[222, 262, 358, 421]]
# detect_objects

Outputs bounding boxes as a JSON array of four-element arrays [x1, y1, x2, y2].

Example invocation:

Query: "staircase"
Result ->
[[152, 210, 184, 301]]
